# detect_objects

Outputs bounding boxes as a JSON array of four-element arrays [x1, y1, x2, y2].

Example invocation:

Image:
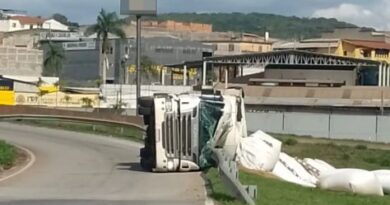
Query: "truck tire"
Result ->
[[140, 147, 150, 158], [138, 97, 154, 108], [143, 115, 150, 125], [138, 106, 151, 116], [141, 158, 153, 171]]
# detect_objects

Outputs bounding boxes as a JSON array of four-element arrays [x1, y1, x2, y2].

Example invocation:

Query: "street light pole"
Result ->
[[120, 0, 156, 114], [136, 15, 141, 115]]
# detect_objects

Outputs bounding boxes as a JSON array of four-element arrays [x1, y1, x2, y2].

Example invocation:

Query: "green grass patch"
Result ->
[[206, 167, 390, 205], [279, 139, 390, 171], [207, 134, 390, 204], [0, 140, 17, 170], [13, 119, 144, 142]]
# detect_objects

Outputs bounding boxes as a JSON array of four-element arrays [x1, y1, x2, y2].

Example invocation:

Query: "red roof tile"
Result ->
[[343, 39, 390, 50], [10, 16, 45, 25]]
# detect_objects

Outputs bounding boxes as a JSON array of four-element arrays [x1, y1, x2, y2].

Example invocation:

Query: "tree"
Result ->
[[64, 95, 71, 107], [141, 56, 159, 81], [43, 43, 65, 77], [85, 9, 126, 83], [81, 97, 93, 110], [52, 13, 79, 30], [52, 13, 68, 25]]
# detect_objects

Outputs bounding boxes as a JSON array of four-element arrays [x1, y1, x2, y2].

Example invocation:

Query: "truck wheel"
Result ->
[[140, 148, 150, 158], [141, 158, 153, 171], [138, 106, 151, 116], [138, 97, 154, 107], [143, 115, 150, 125]]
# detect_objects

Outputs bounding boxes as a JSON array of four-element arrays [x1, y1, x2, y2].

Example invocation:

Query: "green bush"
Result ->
[[0, 140, 16, 169], [284, 138, 298, 146], [355, 145, 368, 150], [341, 153, 351, 161], [380, 158, 390, 167]]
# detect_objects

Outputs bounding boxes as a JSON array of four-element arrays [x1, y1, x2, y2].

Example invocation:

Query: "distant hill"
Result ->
[[151, 13, 358, 40]]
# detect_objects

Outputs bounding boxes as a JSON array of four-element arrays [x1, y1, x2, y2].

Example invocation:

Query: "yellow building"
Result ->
[[275, 38, 390, 63], [336, 40, 390, 63]]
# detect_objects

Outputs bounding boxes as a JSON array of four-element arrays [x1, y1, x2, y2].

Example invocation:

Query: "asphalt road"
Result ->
[[0, 123, 207, 205]]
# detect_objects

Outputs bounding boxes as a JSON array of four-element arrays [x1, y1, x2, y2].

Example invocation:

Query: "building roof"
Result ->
[[10, 16, 45, 25], [274, 38, 340, 50], [343, 39, 390, 50]]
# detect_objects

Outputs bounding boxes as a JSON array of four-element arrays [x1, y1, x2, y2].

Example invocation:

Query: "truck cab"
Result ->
[[138, 88, 246, 172]]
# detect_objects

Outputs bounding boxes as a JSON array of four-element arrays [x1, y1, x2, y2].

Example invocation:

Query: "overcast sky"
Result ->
[[1, 0, 389, 29]]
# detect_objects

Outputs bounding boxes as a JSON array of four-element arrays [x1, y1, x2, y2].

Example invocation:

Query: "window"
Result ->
[[125, 47, 129, 54], [362, 49, 371, 58], [228, 44, 235, 52], [110, 47, 113, 54], [155, 46, 174, 53], [183, 47, 197, 55], [12, 23, 16, 28], [213, 44, 218, 51], [343, 51, 348, 56], [258, 46, 263, 52], [375, 49, 389, 58]]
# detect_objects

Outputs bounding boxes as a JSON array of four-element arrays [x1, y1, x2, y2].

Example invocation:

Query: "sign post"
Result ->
[[120, 0, 157, 115]]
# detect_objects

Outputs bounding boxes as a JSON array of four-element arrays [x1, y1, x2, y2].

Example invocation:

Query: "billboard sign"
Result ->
[[0, 79, 14, 91], [40, 32, 83, 41], [63, 41, 96, 51], [120, 0, 157, 16]]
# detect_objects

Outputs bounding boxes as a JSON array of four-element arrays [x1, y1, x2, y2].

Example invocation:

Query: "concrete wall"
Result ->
[[49, 37, 213, 85], [265, 69, 356, 85], [0, 46, 43, 76], [41, 42, 100, 85], [2, 32, 41, 49], [101, 84, 196, 109], [246, 109, 390, 143]]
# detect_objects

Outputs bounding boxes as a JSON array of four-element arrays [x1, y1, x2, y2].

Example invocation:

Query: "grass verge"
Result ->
[[206, 134, 390, 205], [12, 119, 144, 142], [0, 140, 17, 170], [206, 167, 390, 205]]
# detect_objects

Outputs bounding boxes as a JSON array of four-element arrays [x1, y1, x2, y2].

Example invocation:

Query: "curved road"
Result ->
[[0, 123, 207, 205]]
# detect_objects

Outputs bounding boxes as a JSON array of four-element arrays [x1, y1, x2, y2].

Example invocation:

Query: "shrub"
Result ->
[[355, 145, 368, 150], [342, 153, 351, 161], [284, 138, 298, 146], [0, 140, 16, 169]]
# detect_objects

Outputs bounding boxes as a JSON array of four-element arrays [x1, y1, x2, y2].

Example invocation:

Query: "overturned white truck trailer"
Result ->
[[138, 88, 247, 172]]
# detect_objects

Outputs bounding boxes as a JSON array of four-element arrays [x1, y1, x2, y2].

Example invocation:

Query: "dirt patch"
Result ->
[[0, 146, 31, 180]]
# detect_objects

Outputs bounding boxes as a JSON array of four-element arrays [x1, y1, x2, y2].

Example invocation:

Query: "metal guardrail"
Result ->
[[0, 106, 145, 130], [213, 148, 257, 205]]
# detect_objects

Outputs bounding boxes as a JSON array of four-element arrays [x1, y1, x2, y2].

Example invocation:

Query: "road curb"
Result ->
[[201, 172, 215, 205], [0, 143, 36, 183]]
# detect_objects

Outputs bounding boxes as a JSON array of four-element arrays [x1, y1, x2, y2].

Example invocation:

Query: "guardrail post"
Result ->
[[213, 148, 257, 205]]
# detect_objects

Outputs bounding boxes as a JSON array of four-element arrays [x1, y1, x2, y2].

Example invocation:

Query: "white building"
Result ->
[[43, 19, 69, 31], [0, 16, 68, 32]]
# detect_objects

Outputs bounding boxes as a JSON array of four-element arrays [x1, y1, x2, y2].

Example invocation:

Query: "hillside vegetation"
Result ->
[[153, 13, 358, 39]]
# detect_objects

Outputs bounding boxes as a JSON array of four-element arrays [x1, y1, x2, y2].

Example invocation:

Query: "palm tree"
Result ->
[[141, 56, 159, 81], [81, 97, 93, 111], [86, 9, 126, 84], [64, 95, 71, 107], [43, 42, 65, 77]]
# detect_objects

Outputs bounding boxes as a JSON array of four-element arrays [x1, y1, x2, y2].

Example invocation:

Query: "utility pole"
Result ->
[[136, 15, 141, 114], [120, 0, 156, 115]]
